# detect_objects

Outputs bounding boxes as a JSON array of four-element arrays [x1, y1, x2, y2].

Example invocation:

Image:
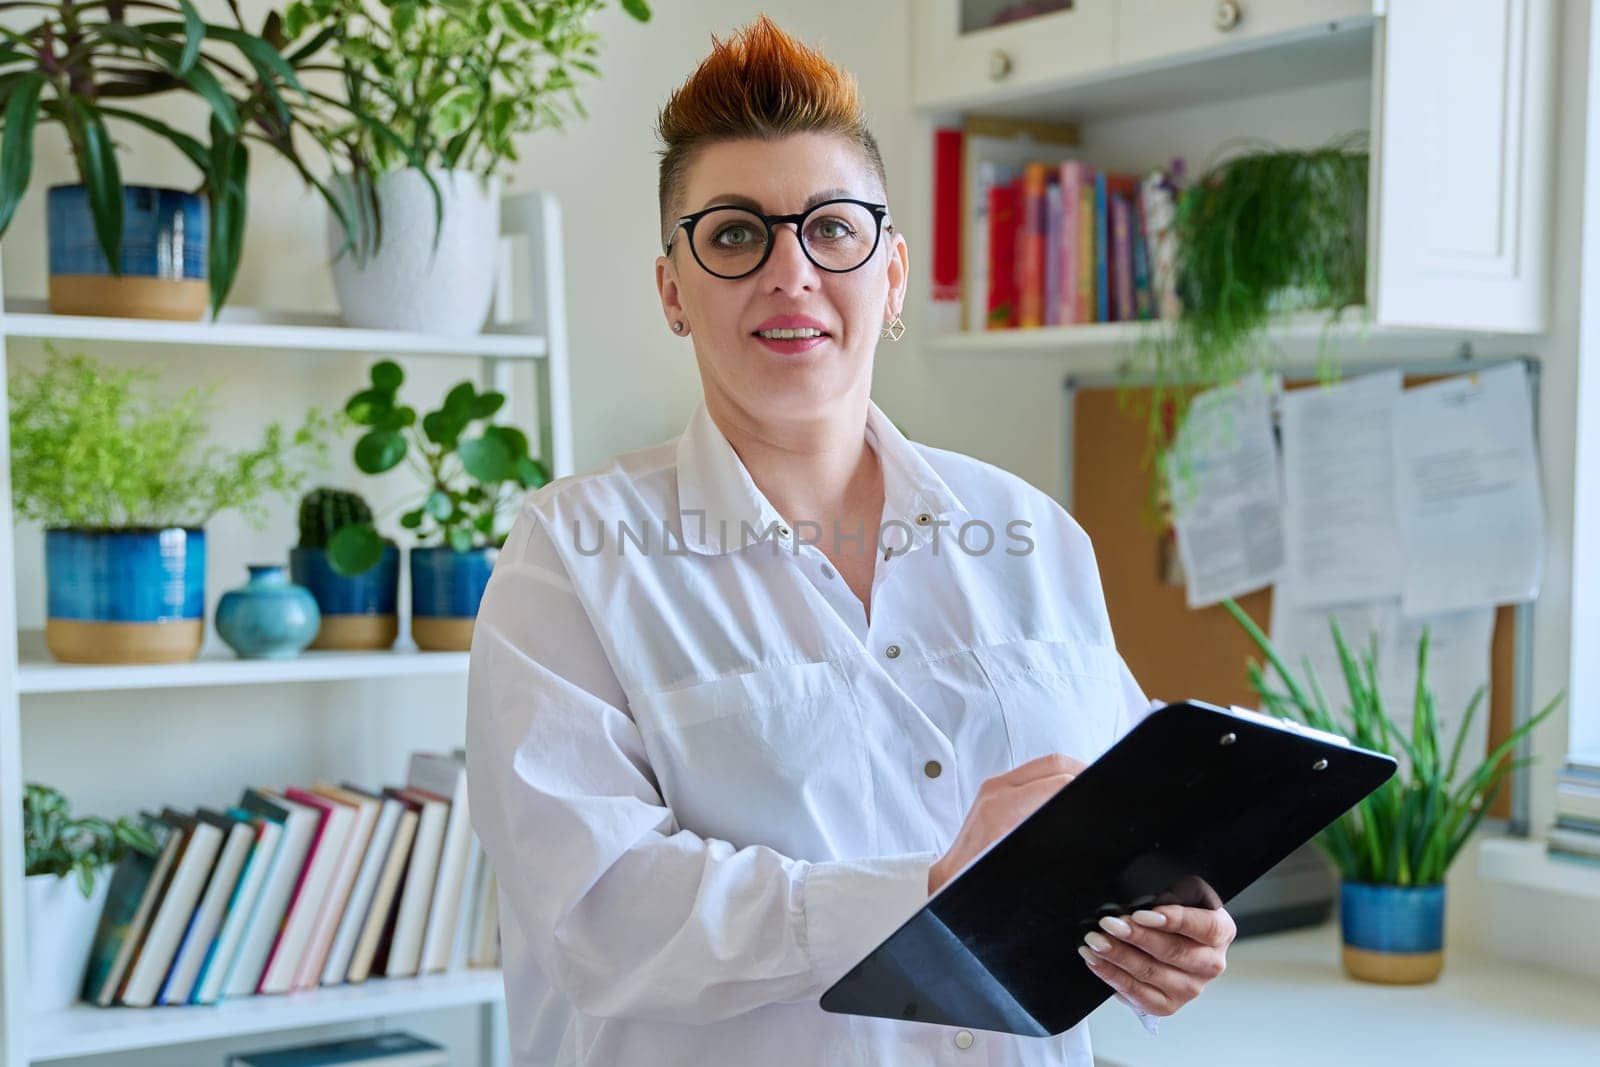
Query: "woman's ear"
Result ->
[[656, 255, 688, 334], [884, 228, 909, 321]]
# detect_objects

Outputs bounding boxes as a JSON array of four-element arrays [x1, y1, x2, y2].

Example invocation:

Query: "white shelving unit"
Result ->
[[0, 190, 574, 1067]]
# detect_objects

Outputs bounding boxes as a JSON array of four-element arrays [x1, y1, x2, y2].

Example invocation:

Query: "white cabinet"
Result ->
[[912, 0, 1116, 110], [912, 0, 1373, 110], [1372, 0, 1557, 333], [1113, 0, 1373, 67]]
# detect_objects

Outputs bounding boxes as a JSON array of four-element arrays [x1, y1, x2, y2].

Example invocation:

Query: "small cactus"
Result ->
[[298, 488, 373, 549]]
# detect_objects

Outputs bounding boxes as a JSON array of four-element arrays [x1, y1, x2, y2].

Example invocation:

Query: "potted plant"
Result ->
[[289, 487, 401, 650], [23, 783, 158, 1011], [8, 347, 329, 663], [1133, 137, 1368, 461], [0, 2, 369, 320], [338, 359, 549, 650], [281, 0, 651, 335], [1223, 599, 1561, 985]]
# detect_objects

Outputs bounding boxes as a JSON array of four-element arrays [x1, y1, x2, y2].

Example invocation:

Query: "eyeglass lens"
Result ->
[[691, 201, 879, 278]]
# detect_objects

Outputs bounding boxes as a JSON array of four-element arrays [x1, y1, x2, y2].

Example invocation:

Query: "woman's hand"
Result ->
[[1078, 903, 1236, 1017], [928, 753, 1086, 895]]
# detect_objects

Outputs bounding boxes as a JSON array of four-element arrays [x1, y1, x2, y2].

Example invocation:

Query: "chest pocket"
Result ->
[[628, 658, 872, 859], [972, 638, 1123, 768]]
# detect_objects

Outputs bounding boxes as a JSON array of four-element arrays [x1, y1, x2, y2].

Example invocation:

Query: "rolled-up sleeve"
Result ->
[[465, 504, 937, 1025]]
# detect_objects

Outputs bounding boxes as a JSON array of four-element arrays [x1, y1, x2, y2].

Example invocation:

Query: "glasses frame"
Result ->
[[664, 197, 892, 280]]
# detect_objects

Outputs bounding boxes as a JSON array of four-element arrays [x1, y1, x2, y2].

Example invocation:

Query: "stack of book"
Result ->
[[79, 750, 501, 1009], [230, 1032, 446, 1067], [1549, 762, 1600, 867], [975, 158, 1181, 331]]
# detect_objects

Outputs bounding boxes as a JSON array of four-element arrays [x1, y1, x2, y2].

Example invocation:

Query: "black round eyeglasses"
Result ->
[[664, 198, 891, 280]]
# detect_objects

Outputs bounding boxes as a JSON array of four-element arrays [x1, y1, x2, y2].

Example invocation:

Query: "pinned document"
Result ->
[[1394, 362, 1544, 617], [1166, 373, 1285, 608], [1280, 370, 1406, 607]]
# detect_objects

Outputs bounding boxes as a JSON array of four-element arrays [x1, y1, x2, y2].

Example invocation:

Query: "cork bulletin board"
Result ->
[[1065, 359, 1540, 824]]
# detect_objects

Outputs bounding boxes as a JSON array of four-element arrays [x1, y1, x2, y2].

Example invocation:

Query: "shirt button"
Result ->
[[954, 1030, 974, 1049], [820, 562, 835, 579], [924, 760, 942, 779], [884, 644, 901, 660]]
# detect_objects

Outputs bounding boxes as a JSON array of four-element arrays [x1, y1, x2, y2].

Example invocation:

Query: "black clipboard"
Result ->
[[819, 700, 1397, 1036]]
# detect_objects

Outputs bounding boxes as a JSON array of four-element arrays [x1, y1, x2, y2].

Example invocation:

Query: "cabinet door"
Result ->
[[912, 0, 1116, 110], [1114, 1, 1375, 67], [1373, 0, 1557, 332]]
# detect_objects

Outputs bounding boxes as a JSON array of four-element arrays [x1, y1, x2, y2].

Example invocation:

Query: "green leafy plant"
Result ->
[[1224, 598, 1562, 886], [1133, 136, 1369, 463], [24, 782, 158, 898], [281, 0, 651, 262], [8, 345, 330, 528], [334, 359, 550, 571], [0, 1, 374, 316]]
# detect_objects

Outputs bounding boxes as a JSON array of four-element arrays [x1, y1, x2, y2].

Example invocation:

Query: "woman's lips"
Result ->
[[753, 333, 829, 354]]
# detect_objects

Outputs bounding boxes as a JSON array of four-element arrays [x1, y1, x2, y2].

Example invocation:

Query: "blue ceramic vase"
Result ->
[[410, 545, 497, 651], [44, 527, 205, 664], [289, 544, 401, 650], [215, 564, 321, 660], [1339, 881, 1446, 984], [47, 183, 208, 320]]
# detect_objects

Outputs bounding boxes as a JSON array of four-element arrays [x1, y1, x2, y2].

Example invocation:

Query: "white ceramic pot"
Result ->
[[25, 869, 110, 1011], [327, 167, 502, 336]]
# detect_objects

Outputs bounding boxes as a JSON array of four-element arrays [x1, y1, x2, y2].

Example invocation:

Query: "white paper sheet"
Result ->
[[1279, 370, 1406, 607], [1394, 362, 1544, 617], [1165, 373, 1285, 608], [1268, 585, 1494, 782]]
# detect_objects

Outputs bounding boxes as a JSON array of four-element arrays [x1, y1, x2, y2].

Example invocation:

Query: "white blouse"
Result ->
[[466, 397, 1158, 1066]]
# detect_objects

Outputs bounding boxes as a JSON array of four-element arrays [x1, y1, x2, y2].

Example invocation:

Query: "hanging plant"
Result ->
[[1132, 134, 1370, 466]]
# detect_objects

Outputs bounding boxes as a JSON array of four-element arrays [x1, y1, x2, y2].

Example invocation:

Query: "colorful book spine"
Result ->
[[1110, 193, 1134, 322], [1044, 178, 1063, 326], [1018, 162, 1050, 328], [1093, 171, 1109, 323], [986, 178, 1022, 329], [1132, 191, 1154, 321], [1058, 161, 1082, 325], [1076, 176, 1095, 324], [932, 127, 963, 304]]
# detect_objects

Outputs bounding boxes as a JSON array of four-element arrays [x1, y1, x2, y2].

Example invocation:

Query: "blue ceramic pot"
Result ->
[[44, 527, 205, 663], [215, 564, 321, 660], [410, 545, 497, 651], [290, 544, 400, 650], [1339, 881, 1446, 984], [47, 183, 208, 319]]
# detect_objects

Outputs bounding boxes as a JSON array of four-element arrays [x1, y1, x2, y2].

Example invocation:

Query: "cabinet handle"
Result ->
[[1214, 1, 1242, 32], [988, 50, 1013, 81]]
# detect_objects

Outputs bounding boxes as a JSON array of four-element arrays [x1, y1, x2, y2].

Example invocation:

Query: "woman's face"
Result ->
[[655, 132, 908, 427]]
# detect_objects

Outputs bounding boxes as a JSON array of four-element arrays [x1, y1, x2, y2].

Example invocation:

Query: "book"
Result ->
[[931, 127, 963, 305], [1044, 177, 1063, 326], [348, 796, 419, 983], [1109, 193, 1132, 322], [192, 810, 284, 1005], [1057, 161, 1084, 326], [228, 1032, 447, 1067], [1546, 826, 1600, 859], [1131, 191, 1154, 321], [258, 788, 350, 994], [293, 784, 381, 990], [1018, 162, 1051, 328], [448, 836, 485, 972], [469, 868, 500, 968], [1076, 174, 1095, 324], [985, 177, 1022, 329], [409, 752, 473, 974], [223, 789, 320, 999], [159, 809, 254, 1005], [1093, 171, 1109, 322], [82, 814, 175, 1006], [319, 784, 401, 986], [121, 809, 224, 1006], [379, 786, 448, 978]]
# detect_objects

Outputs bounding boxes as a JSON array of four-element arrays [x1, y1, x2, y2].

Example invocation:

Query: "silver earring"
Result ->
[[882, 315, 905, 342], [672, 321, 685, 334]]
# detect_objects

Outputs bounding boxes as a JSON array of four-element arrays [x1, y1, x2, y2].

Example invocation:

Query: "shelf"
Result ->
[[922, 311, 1482, 355], [0, 300, 546, 360], [27, 969, 503, 1061], [16, 634, 468, 694], [1478, 837, 1600, 901]]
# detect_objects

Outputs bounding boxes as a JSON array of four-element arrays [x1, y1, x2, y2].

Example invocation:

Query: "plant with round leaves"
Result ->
[[24, 782, 159, 898], [0, 1, 410, 318], [335, 358, 550, 572]]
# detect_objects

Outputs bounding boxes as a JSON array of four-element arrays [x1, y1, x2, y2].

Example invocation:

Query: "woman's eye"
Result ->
[[713, 225, 760, 247], [811, 218, 854, 240]]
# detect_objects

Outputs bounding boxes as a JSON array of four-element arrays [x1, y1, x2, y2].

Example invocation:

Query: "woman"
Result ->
[[466, 16, 1233, 1067]]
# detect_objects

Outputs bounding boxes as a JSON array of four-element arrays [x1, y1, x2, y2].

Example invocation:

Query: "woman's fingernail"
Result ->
[[1133, 909, 1168, 927], [1077, 945, 1098, 965], [1099, 915, 1133, 938], [1085, 931, 1114, 953]]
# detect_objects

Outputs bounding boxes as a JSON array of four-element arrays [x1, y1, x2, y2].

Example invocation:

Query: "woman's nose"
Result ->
[[761, 223, 820, 290]]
